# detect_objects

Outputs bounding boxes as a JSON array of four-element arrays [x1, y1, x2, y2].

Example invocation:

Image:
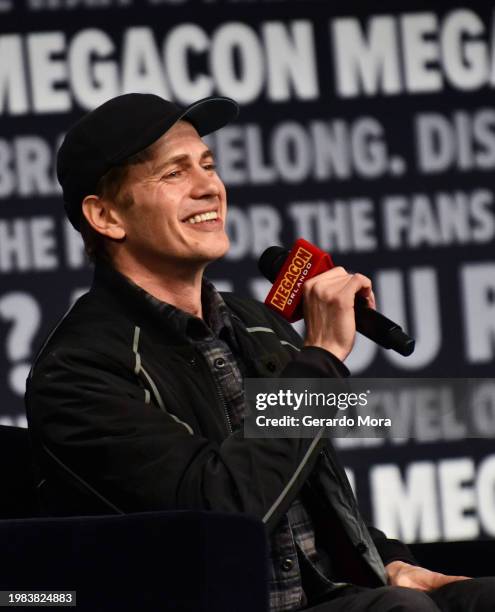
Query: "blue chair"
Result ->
[[0, 425, 269, 612]]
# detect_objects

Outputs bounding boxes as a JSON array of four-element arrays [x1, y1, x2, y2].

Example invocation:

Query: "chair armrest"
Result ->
[[0, 510, 269, 612]]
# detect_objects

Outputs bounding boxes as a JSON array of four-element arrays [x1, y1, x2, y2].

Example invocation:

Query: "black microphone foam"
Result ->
[[258, 246, 289, 283]]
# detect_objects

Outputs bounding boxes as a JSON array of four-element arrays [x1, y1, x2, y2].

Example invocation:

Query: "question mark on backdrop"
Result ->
[[0, 292, 41, 396]]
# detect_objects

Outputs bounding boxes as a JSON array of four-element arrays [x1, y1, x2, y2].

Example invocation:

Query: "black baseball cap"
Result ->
[[57, 93, 239, 230]]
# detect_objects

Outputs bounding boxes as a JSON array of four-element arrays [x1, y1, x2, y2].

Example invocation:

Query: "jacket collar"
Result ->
[[92, 261, 290, 376], [92, 260, 236, 345]]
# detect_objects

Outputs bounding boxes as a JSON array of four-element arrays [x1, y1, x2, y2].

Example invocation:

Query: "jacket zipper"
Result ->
[[213, 374, 233, 434]]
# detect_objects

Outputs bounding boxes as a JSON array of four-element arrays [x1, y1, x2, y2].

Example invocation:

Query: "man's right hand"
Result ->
[[302, 267, 375, 362]]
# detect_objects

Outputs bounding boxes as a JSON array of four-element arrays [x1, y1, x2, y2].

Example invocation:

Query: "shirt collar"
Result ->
[[105, 265, 235, 343]]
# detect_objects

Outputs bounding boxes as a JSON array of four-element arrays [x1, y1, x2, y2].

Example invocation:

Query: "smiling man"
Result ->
[[80, 118, 230, 316], [26, 94, 494, 612]]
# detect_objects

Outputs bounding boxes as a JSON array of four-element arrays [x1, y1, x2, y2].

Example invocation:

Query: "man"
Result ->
[[26, 93, 494, 611]]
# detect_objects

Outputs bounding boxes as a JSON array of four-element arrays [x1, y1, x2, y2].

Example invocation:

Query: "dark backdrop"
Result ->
[[0, 0, 494, 544]]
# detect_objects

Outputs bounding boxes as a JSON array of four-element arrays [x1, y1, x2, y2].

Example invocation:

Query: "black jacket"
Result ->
[[26, 263, 415, 585]]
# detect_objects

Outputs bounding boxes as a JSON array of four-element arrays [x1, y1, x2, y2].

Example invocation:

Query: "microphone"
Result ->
[[258, 238, 415, 357]]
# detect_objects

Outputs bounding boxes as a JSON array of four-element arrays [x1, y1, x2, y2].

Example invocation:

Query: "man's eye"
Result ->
[[204, 163, 217, 171], [165, 170, 182, 178]]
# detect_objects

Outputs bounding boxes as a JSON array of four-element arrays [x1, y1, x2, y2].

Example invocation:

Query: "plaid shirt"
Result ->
[[132, 276, 335, 611]]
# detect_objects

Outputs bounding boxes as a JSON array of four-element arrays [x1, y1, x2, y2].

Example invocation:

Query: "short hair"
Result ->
[[79, 147, 153, 264]]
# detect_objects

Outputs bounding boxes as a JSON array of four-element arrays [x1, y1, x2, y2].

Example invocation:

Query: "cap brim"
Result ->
[[179, 96, 239, 137]]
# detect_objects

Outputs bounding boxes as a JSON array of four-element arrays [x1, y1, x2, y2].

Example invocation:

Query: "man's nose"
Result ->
[[190, 166, 221, 199]]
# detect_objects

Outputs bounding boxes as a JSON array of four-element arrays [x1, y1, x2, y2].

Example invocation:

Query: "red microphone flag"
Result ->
[[264, 238, 334, 322]]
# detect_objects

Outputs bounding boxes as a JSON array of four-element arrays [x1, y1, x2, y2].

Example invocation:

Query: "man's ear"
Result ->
[[81, 195, 126, 240]]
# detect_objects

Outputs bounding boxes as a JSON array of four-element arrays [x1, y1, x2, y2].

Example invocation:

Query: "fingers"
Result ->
[[345, 273, 372, 296], [367, 290, 376, 310], [304, 268, 374, 308], [302, 266, 375, 361], [303, 266, 348, 292], [430, 572, 471, 589]]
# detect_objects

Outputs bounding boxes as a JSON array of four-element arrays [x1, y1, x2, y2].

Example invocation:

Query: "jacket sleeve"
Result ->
[[26, 344, 332, 529], [366, 524, 418, 567], [282, 346, 350, 378]]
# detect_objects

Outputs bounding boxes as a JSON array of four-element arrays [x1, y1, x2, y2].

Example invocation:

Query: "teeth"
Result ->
[[186, 211, 218, 223]]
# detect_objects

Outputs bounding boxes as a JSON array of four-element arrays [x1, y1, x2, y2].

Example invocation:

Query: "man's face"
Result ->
[[115, 120, 229, 271]]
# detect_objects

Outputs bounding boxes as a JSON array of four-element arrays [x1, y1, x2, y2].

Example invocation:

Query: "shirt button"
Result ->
[[281, 558, 294, 572], [356, 542, 367, 554], [214, 357, 226, 369]]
